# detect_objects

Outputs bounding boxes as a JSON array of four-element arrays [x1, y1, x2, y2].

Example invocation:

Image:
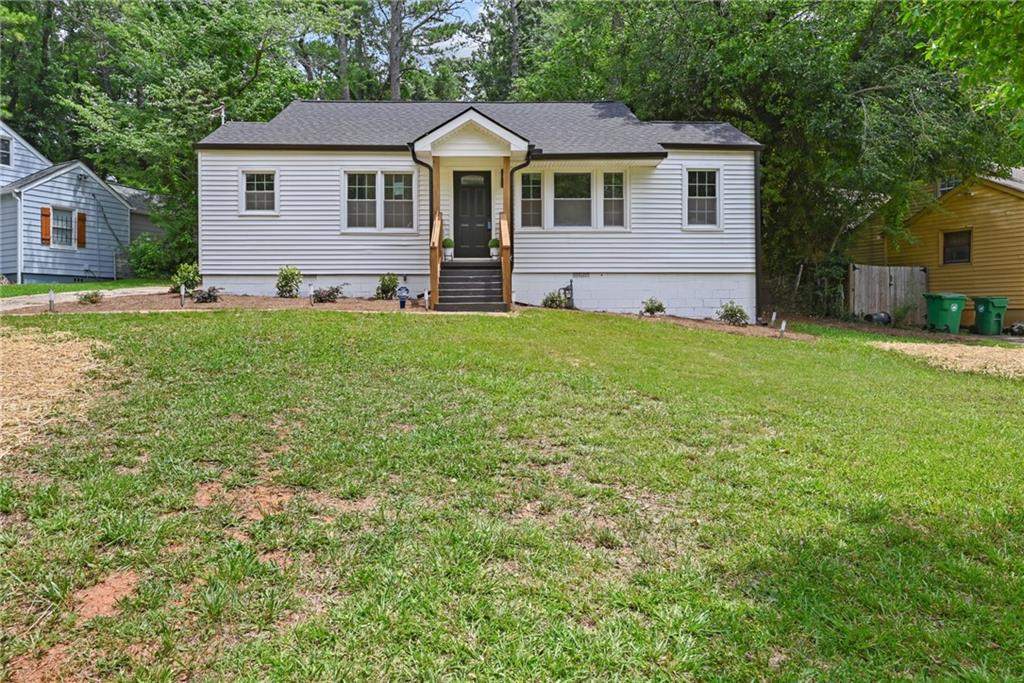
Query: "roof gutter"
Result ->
[[194, 143, 410, 152], [407, 143, 434, 220]]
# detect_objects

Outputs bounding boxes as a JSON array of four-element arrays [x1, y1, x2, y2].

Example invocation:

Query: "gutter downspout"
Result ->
[[754, 149, 763, 321], [508, 145, 534, 271], [408, 143, 433, 220], [15, 190, 23, 284]]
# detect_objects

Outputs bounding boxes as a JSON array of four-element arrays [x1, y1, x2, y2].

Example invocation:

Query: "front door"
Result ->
[[453, 171, 491, 258]]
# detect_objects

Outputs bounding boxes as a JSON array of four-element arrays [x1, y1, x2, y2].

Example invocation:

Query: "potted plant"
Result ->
[[442, 237, 454, 261], [488, 238, 500, 260]]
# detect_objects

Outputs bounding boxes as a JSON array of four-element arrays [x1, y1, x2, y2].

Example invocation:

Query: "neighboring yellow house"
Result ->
[[849, 170, 1024, 325]]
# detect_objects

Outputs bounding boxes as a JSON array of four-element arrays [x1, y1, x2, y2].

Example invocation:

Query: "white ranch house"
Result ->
[[195, 101, 761, 315]]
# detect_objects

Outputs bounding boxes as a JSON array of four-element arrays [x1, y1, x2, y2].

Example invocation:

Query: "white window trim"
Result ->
[[0, 136, 12, 167], [47, 205, 78, 250], [238, 169, 279, 216], [340, 169, 418, 233], [683, 166, 723, 232], [518, 168, 630, 232]]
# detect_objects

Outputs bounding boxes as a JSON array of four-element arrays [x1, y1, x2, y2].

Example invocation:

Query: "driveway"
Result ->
[[0, 286, 169, 313]]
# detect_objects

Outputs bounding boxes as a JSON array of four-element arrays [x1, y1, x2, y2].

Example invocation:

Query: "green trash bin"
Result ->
[[923, 292, 967, 333], [970, 296, 1009, 335]]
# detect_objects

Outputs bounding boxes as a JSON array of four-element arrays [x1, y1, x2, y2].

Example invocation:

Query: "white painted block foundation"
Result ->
[[203, 273, 429, 299], [512, 272, 756, 319]]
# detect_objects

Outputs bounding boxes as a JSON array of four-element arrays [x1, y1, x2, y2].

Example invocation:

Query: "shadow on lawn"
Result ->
[[737, 499, 1024, 676]]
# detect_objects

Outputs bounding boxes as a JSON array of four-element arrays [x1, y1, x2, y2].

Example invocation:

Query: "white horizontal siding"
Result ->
[[21, 171, 130, 279], [514, 150, 756, 274], [432, 124, 510, 157], [0, 121, 50, 187], [199, 150, 430, 275]]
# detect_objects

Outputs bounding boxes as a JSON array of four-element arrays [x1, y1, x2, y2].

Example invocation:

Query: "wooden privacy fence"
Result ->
[[849, 264, 928, 325]]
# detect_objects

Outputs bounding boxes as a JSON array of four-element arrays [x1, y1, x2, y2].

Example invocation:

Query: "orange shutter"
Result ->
[[40, 207, 51, 244], [77, 212, 87, 247]]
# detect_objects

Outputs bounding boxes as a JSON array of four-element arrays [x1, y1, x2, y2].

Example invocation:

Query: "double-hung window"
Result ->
[[383, 173, 413, 228], [346, 173, 377, 228], [686, 170, 718, 227], [603, 172, 624, 227], [52, 208, 74, 247], [521, 173, 542, 227], [0, 137, 10, 166], [243, 171, 276, 212], [554, 172, 592, 227]]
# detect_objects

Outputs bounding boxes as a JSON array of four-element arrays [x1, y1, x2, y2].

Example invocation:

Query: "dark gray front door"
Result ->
[[453, 171, 491, 258]]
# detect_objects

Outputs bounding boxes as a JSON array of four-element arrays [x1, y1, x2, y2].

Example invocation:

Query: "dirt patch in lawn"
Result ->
[[6, 642, 72, 683], [0, 328, 110, 457], [869, 341, 1024, 378], [4, 292, 428, 315], [639, 314, 816, 341], [193, 481, 295, 521], [73, 569, 140, 620]]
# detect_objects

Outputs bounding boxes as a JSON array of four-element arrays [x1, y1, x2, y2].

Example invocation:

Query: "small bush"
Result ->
[[276, 266, 303, 298], [127, 234, 169, 277], [375, 273, 399, 300], [641, 297, 665, 316], [487, 238, 500, 248], [716, 300, 749, 326], [191, 286, 221, 303], [78, 290, 103, 305], [170, 262, 201, 293], [441, 237, 454, 249], [312, 285, 344, 303], [542, 291, 570, 309]]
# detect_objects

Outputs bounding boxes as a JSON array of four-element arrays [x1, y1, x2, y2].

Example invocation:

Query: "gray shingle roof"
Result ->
[[986, 167, 1024, 194], [196, 101, 761, 155], [0, 160, 79, 193], [110, 182, 158, 214]]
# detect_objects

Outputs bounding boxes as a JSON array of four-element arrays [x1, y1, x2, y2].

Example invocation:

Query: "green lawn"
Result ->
[[0, 277, 167, 298], [2, 310, 1022, 680]]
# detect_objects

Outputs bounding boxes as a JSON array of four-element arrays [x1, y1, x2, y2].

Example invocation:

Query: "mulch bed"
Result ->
[[2, 293, 430, 316]]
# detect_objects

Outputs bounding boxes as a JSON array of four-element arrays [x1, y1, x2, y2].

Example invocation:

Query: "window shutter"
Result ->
[[77, 212, 87, 247], [40, 207, 51, 244]]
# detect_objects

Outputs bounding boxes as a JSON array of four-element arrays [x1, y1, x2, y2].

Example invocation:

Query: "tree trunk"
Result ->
[[388, 0, 403, 101], [336, 30, 350, 100], [509, 0, 520, 83], [607, 9, 623, 97]]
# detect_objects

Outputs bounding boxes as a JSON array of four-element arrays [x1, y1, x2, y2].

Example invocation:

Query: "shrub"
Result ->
[[170, 262, 201, 293], [487, 238, 500, 248], [191, 286, 221, 303], [127, 234, 169, 277], [78, 290, 103, 304], [542, 291, 570, 309], [641, 297, 665, 316], [312, 285, 344, 303], [716, 300, 749, 326], [375, 273, 399, 300], [276, 266, 303, 298], [441, 237, 454, 249]]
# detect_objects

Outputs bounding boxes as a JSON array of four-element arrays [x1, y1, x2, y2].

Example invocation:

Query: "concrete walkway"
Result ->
[[0, 286, 169, 313]]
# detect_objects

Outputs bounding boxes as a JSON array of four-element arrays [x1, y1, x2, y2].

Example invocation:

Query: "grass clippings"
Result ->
[[0, 328, 109, 456], [869, 340, 1024, 378]]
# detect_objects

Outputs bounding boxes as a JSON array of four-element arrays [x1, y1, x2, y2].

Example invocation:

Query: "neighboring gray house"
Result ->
[[196, 101, 762, 315], [0, 120, 140, 284]]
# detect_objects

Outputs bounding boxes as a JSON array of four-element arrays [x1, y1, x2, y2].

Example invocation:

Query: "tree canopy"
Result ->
[[2, 0, 1021, 309]]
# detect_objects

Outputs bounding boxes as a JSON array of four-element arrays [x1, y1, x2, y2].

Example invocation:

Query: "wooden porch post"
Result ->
[[432, 156, 441, 217]]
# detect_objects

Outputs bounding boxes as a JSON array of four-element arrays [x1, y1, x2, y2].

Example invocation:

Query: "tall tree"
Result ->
[[468, 0, 548, 100], [902, 0, 1024, 137], [374, 0, 464, 100]]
